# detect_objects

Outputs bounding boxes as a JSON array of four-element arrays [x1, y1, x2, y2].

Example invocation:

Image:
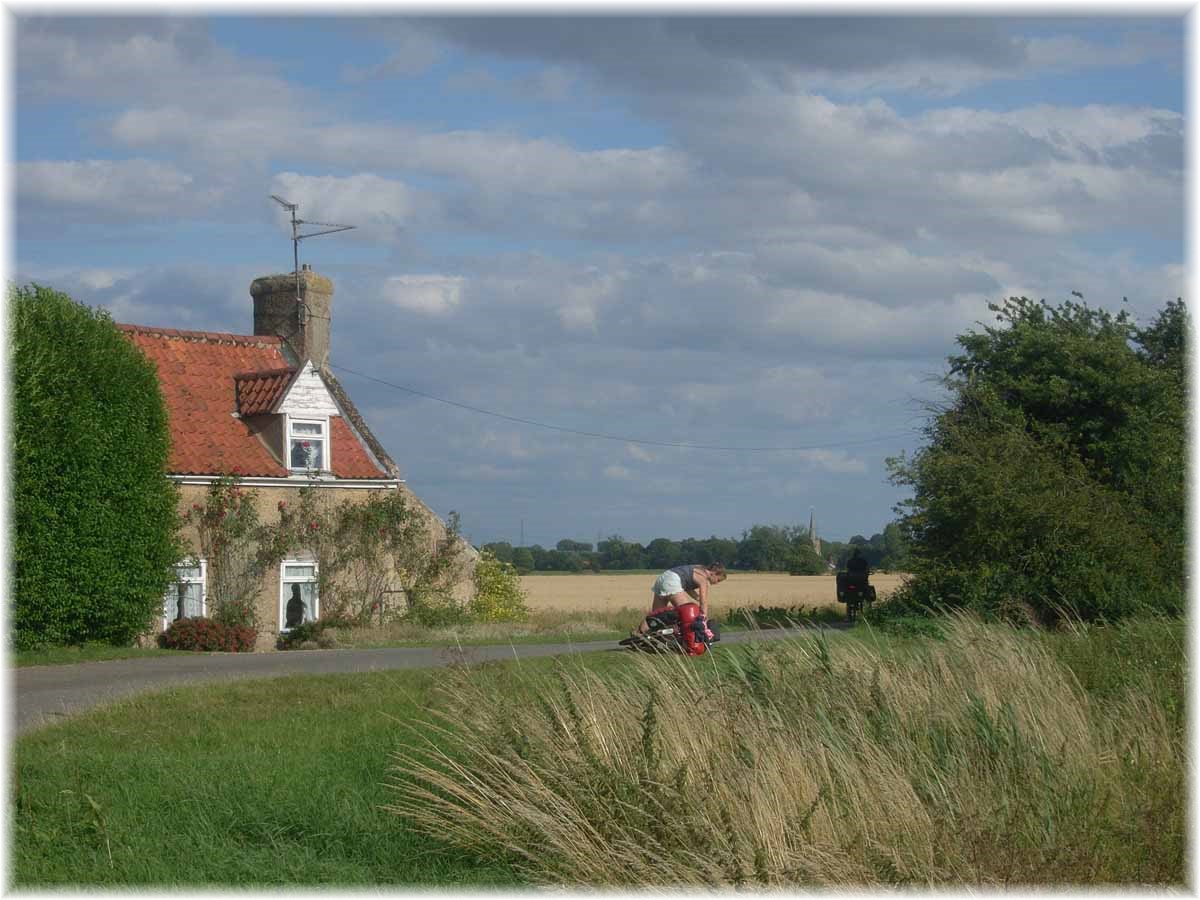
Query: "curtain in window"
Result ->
[[168, 581, 202, 622]]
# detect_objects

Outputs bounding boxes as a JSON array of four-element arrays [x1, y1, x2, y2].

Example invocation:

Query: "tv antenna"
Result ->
[[270, 194, 355, 324]]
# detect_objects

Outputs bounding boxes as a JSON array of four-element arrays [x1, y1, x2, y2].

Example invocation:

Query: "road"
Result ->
[[13, 627, 826, 735]]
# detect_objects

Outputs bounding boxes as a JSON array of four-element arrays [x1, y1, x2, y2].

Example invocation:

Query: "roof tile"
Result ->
[[118, 324, 390, 480]]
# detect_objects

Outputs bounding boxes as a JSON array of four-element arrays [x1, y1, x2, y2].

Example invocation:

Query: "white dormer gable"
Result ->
[[277, 361, 339, 417], [275, 362, 339, 474]]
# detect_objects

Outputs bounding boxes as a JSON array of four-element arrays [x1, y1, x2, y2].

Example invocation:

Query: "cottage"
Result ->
[[120, 265, 470, 649]]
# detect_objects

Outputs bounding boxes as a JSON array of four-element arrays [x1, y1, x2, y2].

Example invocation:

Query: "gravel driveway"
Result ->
[[14, 627, 826, 735]]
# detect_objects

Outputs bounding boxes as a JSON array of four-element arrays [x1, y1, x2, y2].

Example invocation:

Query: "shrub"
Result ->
[[406, 592, 473, 629], [12, 283, 182, 650], [158, 617, 256, 652], [469, 553, 529, 623], [276, 614, 355, 650]]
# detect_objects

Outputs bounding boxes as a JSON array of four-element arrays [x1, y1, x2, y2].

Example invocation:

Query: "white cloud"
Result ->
[[382, 275, 465, 316], [269, 172, 430, 241], [17, 159, 201, 217]]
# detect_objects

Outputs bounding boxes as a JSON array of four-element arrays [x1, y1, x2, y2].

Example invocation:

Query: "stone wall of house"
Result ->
[[160, 481, 475, 651]]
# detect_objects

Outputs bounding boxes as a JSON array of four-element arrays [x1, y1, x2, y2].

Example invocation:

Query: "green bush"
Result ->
[[406, 593, 473, 628], [12, 284, 181, 650], [158, 617, 256, 652], [469, 553, 529, 622], [276, 614, 355, 650], [889, 297, 1187, 625]]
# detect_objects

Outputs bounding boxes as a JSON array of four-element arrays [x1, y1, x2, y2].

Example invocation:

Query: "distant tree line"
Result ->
[[480, 522, 908, 575]]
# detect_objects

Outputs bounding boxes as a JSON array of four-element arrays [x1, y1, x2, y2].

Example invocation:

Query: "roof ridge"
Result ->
[[234, 367, 297, 381], [116, 323, 284, 345]]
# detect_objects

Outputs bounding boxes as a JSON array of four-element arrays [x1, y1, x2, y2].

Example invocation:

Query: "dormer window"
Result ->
[[289, 418, 326, 471]]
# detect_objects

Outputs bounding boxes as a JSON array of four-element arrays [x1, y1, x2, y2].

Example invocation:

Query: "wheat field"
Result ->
[[519, 572, 908, 616]]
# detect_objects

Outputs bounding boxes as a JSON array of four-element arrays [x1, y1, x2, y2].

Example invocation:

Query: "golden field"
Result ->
[[519, 572, 908, 615]]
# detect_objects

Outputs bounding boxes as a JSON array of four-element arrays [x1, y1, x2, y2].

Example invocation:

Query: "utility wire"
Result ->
[[331, 363, 918, 453]]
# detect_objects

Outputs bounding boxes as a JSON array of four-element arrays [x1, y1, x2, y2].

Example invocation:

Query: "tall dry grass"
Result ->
[[384, 616, 1183, 887]]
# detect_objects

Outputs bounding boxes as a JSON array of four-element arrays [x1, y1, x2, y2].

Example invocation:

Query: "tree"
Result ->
[[1135, 297, 1187, 375], [644, 537, 681, 570], [736, 525, 798, 572], [511, 547, 535, 573], [556, 539, 593, 553], [481, 541, 514, 564], [889, 296, 1187, 623], [877, 522, 909, 571], [540, 549, 585, 572], [12, 284, 181, 649]]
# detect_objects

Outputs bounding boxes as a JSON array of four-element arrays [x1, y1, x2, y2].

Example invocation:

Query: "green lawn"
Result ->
[[13, 644, 189, 667], [13, 617, 1183, 887], [12, 651, 631, 887]]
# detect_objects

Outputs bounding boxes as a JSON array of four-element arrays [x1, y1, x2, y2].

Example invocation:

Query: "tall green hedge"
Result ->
[[12, 284, 181, 649]]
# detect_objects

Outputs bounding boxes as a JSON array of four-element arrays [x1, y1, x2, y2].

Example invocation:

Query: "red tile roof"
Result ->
[[118, 324, 390, 480], [235, 368, 294, 416]]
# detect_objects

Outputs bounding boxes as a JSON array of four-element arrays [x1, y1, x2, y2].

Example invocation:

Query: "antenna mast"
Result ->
[[269, 194, 355, 323]]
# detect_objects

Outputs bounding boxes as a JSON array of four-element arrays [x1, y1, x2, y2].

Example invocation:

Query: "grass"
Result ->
[[319, 605, 644, 649], [724, 603, 849, 628], [13, 643, 187, 667], [13, 615, 1183, 888], [386, 615, 1185, 887], [13, 656, 633, 886], [521, 568, 663, 575]]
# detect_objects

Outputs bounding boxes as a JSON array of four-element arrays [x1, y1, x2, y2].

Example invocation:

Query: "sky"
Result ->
[[9, 9, 1187, 549]]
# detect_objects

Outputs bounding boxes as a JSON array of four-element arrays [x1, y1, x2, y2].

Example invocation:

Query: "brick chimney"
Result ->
[[250, 264, 334, 368]]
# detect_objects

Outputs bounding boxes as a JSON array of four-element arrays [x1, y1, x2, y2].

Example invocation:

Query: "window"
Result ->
[[289, 418, 326, 471], [280, 560, 319, 630], [164, 559, 206, 626]]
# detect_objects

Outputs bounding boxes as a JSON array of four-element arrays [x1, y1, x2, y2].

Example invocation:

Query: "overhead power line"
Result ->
[[331, 363, 917, 453]]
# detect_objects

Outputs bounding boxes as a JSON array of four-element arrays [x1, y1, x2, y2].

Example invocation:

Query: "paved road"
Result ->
[[14, 627, 827, 735]]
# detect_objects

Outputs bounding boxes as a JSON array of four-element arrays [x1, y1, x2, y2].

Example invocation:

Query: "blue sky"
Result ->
[[11, 12, 1186, 549]]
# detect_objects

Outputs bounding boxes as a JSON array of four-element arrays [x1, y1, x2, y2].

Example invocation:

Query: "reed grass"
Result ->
[[329, 605, 644, 648], [384, 614, 1184, 887]]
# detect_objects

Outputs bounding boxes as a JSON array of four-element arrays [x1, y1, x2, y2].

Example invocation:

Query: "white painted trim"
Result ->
[[162, 557, 206, 629], [286, 413, 330, 474], [170, 475, 403, 490], [279, 557, 320, 632]]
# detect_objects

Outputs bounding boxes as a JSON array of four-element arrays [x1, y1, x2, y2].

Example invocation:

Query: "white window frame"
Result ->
[[163, 558, 206, 628], [287, 415, 330, 473], [279, 558, 319, 631]]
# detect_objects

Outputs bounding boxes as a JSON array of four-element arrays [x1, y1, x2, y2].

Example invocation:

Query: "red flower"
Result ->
[[309, 521, 319, 530], [278, 500, 288, 511]]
